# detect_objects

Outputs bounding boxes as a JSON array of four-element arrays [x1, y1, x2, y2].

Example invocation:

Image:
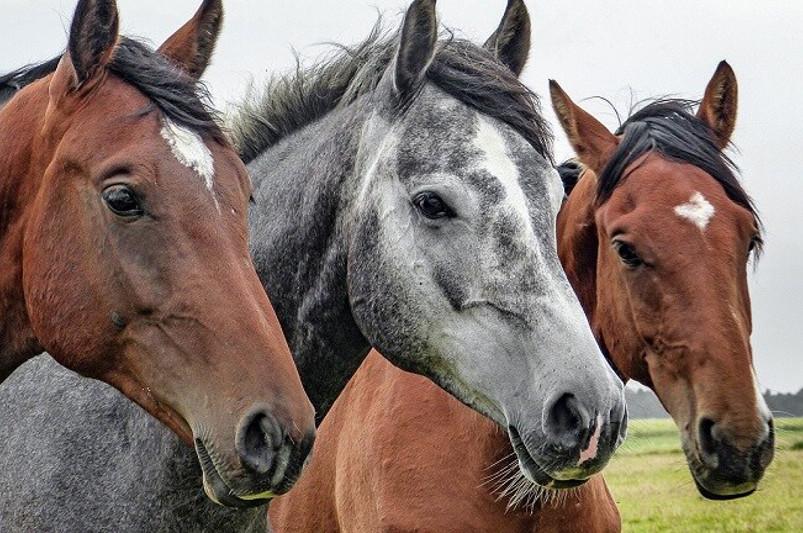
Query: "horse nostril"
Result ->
[[545, 392, 592, 449], [698, 417, 718, 457], [235, 410, 283, 475]]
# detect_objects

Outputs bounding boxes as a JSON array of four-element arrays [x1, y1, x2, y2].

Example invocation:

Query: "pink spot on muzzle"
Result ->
[[579, 415, 603, 465]]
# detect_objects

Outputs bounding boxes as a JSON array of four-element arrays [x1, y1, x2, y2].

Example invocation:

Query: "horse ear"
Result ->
[[67, 0, 120, 88], [549, 80, 618, 174], [483, 0, 531, 76], [158, 0, 224, 80], [394, 0, 438, 98], [697, 60, 738, 150]]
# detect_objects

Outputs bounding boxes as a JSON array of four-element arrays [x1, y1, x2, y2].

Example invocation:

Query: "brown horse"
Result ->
[[269, 62, 773, 530], [0, 0, 314, 506]]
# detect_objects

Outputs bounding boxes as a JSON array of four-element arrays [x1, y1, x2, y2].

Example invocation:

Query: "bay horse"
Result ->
[[0, 0, 315, 507], [267, 62, 775, 530], [0, 0, 626, 530]]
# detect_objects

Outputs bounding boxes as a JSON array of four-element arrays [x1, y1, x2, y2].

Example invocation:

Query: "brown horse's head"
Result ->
[[550, 63, 773, 499], [0, 0, 314, 506]]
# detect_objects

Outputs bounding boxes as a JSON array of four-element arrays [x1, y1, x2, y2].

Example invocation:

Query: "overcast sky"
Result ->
[[2, 1, 800, 392]]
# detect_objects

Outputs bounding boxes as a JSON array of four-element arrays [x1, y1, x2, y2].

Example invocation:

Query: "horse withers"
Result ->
[[0, 0, 314, 506], [551, 61, 773, 499]]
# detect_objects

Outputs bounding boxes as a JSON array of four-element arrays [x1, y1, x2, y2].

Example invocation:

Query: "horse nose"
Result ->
[[543, 392, 593, 450], [697, 416, 774, 473], [235, 409, 284, 475]]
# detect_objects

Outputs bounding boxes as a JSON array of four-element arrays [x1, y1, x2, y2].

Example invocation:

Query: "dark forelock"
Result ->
[[0, 36, 223, 141], [597, 99, 762, 249], [230, 22, 553, 164]]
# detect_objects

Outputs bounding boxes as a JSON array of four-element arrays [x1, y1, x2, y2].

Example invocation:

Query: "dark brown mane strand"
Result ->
[[0, 37, 223, 141]]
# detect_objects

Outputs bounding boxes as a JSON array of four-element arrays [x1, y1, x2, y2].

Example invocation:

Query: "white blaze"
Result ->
[[475, 117, 534, 241], [674, 191, 715, 231], [752, 369, 772, 436], [160, 119, 217, 206]]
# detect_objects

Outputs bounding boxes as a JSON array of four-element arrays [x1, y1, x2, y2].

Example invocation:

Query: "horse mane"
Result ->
[[230, 21, 553, 165], [0, 37, 223, 141], [597, 98, 763, 251], [556, 158, 584, 197], [0, 57, 62, 97]]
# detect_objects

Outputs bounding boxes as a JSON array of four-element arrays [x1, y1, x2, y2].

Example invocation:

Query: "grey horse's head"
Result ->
[[347, 0, 626, 486]]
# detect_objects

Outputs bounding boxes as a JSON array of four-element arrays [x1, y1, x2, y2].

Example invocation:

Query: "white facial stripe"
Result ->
[[752, 369, 772, 428], [474, 117, 534, 241], [674, 191, 715, 231], [160, 119, 218, 207]]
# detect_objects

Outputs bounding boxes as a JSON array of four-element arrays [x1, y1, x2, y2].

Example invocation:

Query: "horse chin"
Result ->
[[688, 460, 758, 501], [683, 442, 759, 501], [693, 478, 756, 501], [195, 438, 272, 508], [508, 426, 589, 490]]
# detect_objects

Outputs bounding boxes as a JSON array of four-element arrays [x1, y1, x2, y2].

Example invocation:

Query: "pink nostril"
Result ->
[[579, 415, 603, 465]]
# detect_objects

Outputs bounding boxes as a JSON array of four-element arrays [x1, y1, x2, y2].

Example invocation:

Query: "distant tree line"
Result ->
[[626, 387, 803, 419]]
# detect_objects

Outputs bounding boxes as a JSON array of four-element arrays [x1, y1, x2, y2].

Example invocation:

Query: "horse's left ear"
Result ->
[[67, 0, 120, 89], [394, 0, 438, 99], [483, 0, 531, 76], [697, 60, 738, 149], [158, 0, 224, 80]]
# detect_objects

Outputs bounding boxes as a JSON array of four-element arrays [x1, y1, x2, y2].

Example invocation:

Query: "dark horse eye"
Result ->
[[613, 240, 643, 268], [413, 191, 453, 220], [103, 185, 143, 217]]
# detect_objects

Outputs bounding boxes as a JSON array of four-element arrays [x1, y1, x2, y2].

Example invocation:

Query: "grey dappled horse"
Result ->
[[0, 0, 626, 530]]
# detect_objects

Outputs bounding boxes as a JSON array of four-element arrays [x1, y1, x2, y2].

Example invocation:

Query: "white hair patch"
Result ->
[[674, 191, 715, 231], [475, 117, 534, 241], [160, 119, 217, 207]]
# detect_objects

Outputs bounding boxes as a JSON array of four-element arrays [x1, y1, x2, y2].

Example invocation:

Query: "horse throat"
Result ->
[[247, 106, 374, 423], [0, 86, 48, 380]]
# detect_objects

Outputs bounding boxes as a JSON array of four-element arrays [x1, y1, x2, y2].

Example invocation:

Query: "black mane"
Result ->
[[597, 99, 762, 247], [231, 23, 552, 164], [0, 37, 222, 140], [0, 57, 61, 98]]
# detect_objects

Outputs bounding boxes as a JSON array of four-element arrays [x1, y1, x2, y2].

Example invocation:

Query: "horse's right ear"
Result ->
[[158, 0, 224, 80], [65, 0, 119, 89], [394, 0, 438, 99], [549, 80, 618, 174]]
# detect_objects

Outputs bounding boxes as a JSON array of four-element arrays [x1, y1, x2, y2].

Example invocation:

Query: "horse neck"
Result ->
[[247, 102, 373, 422], [557, 173, 599, 320], [556, 173, 628, 378], [0, 80, 50, 378]]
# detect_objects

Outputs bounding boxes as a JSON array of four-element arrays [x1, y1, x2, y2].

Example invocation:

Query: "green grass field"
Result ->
[[605, 418, 803, 532]]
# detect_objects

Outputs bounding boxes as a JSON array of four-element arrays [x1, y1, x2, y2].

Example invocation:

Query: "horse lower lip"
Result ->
[[507, 426, 556, 487], [693, 478, 756, 501], [195, 439, 268, 509]]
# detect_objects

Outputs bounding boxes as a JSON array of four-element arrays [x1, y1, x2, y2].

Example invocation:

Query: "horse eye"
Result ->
[[103, 185, 143, 218], [613, 240, 643, 268], [413, 191, 453, 220]]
